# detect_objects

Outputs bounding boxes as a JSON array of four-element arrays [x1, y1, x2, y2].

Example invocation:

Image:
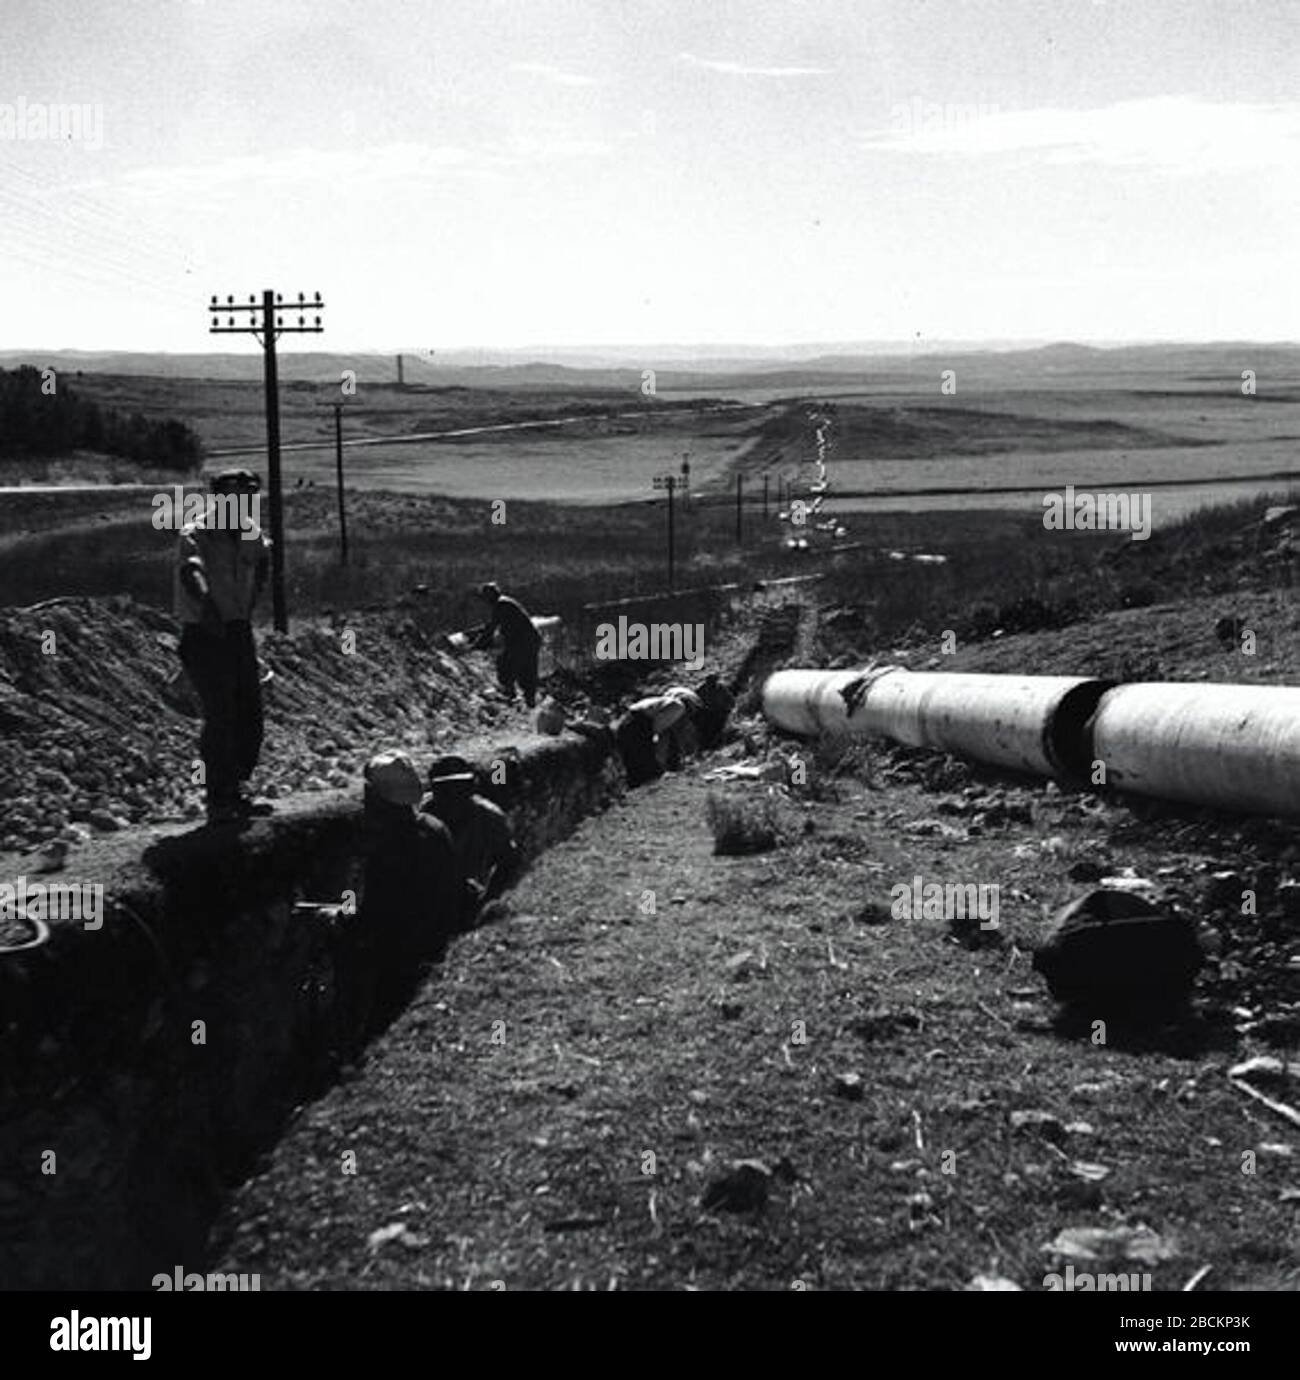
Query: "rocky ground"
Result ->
[[0, 597, 556, 860], [0, 571, 814, 868]]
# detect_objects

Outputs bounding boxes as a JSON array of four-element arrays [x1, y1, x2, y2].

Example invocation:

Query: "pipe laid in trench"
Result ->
[[762, 668, 1300, 817]]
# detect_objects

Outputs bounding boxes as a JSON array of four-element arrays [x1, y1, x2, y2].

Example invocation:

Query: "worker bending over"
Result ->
[[472, 582, 543, 708]]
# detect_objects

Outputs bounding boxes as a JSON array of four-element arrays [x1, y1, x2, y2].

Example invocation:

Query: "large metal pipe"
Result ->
[[1088, 681, 1300, 817], [764, 667, 1300, 817], [761, 666, 898, 739], [862, 671, 1109, 779], [763, 669, 1107, 778]]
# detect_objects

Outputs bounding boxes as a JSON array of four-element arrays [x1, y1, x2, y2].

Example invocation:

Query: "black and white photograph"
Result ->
[[0, 0, 1296, 1348]]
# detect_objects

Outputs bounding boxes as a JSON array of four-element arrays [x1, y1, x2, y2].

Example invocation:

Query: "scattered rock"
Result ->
[[1044, 1225, 1178, 1266], [366, 1222, 429, 1251], [1276, 882, 1300, 920], [1215, 614, 1247, 645], [1032, 888, 1203, 1012], [833, 1072, 865, 1101], [1203, 871, 1245, 910], [1229, 1056, 1300, 1085], [1099, 868, 1159, 895], [1010, 1110, 1067, 1143], [701, 1158, 793, 1213], [852, 1007, 923, 1042]]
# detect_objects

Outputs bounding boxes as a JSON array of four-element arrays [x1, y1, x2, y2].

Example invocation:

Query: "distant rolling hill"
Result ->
[[1, 341, 1298, 393]]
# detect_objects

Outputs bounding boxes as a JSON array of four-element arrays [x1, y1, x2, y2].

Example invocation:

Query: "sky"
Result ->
[[1, 0, 1298, 353]]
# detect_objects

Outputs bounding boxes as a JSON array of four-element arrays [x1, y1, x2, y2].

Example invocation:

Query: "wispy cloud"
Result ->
[[860, 96, 1300, 175], [503, 134, 610, 160], [74, 137, 608, 197], [510, 61, 598, 87], [678, 52, 832, 79], [108, 144, 478, 194]]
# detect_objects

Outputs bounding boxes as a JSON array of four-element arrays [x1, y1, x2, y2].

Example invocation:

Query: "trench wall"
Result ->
[[0, 730, 621, 1290]]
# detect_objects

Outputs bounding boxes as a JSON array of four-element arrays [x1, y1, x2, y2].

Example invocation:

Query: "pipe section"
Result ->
[[763, 668, 1107, 778], [1088, 681, 1300, 817], [763, 667, 1300, 817]]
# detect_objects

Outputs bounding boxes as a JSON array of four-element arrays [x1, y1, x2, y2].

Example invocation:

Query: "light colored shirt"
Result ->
[[173, 518, 270, 624], [629, 694, 689, 735], [663, 686, 703, 711]]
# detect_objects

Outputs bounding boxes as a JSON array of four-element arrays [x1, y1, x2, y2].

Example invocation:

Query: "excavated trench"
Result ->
[[0, 595, 811, 1290], [0, 731, 626, 1290]]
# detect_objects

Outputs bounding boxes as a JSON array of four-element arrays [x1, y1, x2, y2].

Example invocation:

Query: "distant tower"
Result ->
[[396, 353, 405, 387]]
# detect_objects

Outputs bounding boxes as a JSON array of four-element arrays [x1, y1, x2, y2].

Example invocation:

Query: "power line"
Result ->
[[209, 289, 327, 633]]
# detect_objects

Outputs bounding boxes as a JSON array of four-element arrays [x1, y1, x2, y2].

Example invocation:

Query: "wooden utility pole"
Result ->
[[208, 289, 325, 633], [262, 299, 285, 629], [763, 472, 769, 520], [653, 473, 676, 589], [735, 473, 744, 545], [333, 402, 349, 564]]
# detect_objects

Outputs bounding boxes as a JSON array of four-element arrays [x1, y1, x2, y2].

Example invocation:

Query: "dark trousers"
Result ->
[[179, 621, 264, 806], [615, 711, 660, 787], [496, 641, 540, 708]]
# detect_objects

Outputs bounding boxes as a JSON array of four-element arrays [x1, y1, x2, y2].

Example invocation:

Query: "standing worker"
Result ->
[[173, 468, 273, 825], [471, 582, 542, 709]]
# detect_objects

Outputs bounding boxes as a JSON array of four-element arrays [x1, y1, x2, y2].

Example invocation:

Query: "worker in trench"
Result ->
[[172, 468, 273, 826], [613, 674, 737, 786], [614, 685, 701, 786], [470, 581, 543, 709], [420, 754, 521, 925], [692, 672, 737, 750], [347, 750, 466, 1035]]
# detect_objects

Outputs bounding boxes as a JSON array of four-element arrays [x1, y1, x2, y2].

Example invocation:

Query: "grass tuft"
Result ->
[[706, 789, 788, 855]]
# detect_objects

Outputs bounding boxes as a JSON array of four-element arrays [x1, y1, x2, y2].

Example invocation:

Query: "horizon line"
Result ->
[[2, 337, 1299, 358]]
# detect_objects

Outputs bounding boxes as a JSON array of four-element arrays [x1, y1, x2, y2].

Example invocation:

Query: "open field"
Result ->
[[4, 362, 1299, 634], [243, 424, 758, 505], [5, 361, 1294, 525]]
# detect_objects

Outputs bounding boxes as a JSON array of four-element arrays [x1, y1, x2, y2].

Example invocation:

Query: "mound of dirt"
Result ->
[[0, 596, 529, 858]]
